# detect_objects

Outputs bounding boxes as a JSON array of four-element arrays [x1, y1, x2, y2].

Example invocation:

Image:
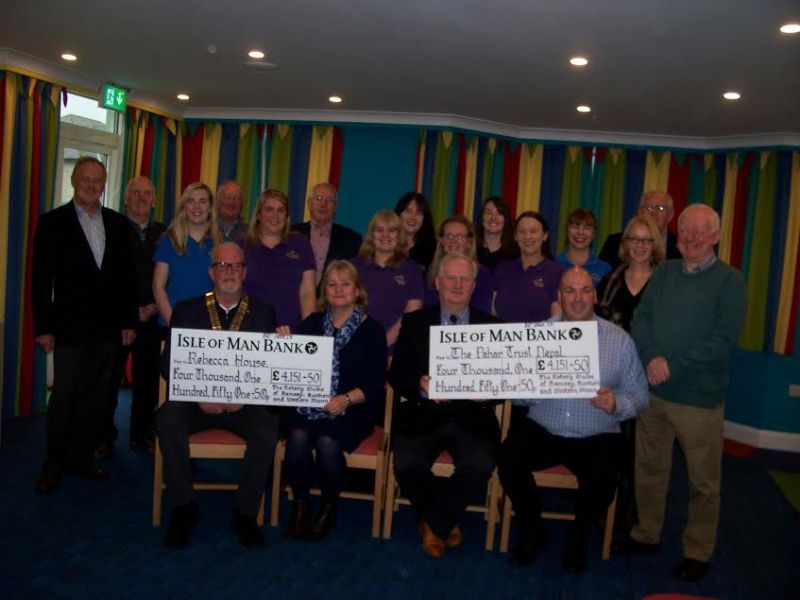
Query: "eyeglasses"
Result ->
[[312, 195, 336, 203], [441, 233, 470, 241], [625, 236, 655, 246], [642, 204, 669, 214], [211, 262, 245, 272], [129, 190, 153, 198]]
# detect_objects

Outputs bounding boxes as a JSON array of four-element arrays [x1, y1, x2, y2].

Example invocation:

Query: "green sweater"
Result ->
[[631, 258, 746, 408]]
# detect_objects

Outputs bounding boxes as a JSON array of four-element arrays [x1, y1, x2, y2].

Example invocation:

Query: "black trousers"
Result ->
[[497, 416, 619, 544], [392, 415, 498, 539], [45, 341, 119, 471], [155, 402, 279, 517]]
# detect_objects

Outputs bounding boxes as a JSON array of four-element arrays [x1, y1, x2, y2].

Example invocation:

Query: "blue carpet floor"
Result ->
[[1, 391, 799, 599]]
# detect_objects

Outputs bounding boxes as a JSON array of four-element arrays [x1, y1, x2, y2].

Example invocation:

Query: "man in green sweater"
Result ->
[[614, 204, 746, 582]]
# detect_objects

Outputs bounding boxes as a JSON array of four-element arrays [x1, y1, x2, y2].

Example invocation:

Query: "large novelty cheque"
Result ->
[[428, 321, 600, 399], [169, 328, 333, 407]]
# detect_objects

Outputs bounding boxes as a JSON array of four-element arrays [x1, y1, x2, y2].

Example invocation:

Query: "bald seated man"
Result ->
[[498, 267, 649, 574]]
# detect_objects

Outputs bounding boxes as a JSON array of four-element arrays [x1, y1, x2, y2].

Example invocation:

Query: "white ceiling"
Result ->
[[2, 0, 799, 143]]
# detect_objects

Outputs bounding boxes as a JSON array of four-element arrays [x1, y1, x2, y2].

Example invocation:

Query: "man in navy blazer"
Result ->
[[32, 156, 138, 493], [291, 182, 362, 284], [388, 253, 501, 558]]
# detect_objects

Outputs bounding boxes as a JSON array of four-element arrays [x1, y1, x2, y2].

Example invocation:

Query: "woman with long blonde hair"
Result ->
[[153, 182, 221, 324]]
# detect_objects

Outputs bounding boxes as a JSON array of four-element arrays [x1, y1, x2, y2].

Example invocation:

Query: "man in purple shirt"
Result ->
[[291, 183, 362, 285]]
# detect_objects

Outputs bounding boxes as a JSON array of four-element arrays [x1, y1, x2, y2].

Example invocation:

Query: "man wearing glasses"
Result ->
[[156, 242, 279, 549], [292, 182, 362, 284], [599, 190, 681, 268]]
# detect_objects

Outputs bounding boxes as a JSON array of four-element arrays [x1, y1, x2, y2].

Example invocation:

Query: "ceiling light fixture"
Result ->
[[779, 22, 800, 34], [61, 53, 77, 61], [576, 104, 591, 113], [248, 50, 265, 59], [569, 56, 588, 66], [329, 95, 343, 104], [722, 91, 741, 100], [176, 93, 190, 101]]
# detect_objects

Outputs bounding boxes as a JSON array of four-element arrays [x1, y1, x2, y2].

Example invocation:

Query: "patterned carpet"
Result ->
[[1, 391, 798, 599]]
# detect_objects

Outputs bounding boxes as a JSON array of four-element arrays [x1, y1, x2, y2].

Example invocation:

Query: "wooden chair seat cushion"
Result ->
[[189, 429, 246, 445]]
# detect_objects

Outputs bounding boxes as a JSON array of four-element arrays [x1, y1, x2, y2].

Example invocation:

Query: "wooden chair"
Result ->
[[152, 374, 266, 527], [269, 386, 394, 538], [382, 399, 510, 551], [498, 464, 617, 559]]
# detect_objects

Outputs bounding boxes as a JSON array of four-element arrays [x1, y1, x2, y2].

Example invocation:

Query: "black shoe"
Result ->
[[283, 499, 310, 540], [163, 502, 199, 549], [673, 558, 709, 582], [35, 468, 62, 494], [94, 442, 111, 461], [129, 437, 155, 454], [611, 535, 660, 556], [305, 502, 337, 542], [231, 510, 264, 548], [66, 463, 110, 481], [509, 527, 547, 567], [563, 540, 588, 574]]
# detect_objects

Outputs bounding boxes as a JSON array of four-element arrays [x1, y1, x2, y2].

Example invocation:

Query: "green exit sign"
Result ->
[[100, 83, 127, 112]]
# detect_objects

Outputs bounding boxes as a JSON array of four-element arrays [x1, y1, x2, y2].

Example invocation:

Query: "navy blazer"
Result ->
[[32, 201, 138, 346], [388, 305, 501, 436], [291, 221, 362, 267]]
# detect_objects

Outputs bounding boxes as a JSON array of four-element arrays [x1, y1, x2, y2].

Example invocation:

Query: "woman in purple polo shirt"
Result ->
[[239, 189, 316, 330], [425, 215, 495, 314], [394, 192, 436, 275], [493, 211, 564, 323], [351, 210, 424, 353]]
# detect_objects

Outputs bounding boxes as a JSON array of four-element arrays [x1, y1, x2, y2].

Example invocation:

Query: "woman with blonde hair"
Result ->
[[351, 210, 424, 352], [282, 260, 387, 541], [153, 182, 221, 324], [239, 189, 315, 329], [425, 215, 495, 314]]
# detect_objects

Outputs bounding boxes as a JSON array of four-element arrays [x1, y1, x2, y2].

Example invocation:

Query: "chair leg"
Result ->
[[485, 472, 501, 551], [601, 488, 617, 560], [371, 453, 384, 538], [270, 441, 284, 528], [499, 495, 513, 553], [152, 438, 164, 526], [382, 456, 397, 539]]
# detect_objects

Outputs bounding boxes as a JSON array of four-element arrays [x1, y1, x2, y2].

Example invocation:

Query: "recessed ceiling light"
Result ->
[[569, 56, 588, 67], [248, 50, 265, 59], [722, 91, 741, 101], [328, 95, 343, 104], [576, 104, 591, 113], [176, 93, 190, 101], [779, 22, 800, 34], [61, 53, 77, 61]]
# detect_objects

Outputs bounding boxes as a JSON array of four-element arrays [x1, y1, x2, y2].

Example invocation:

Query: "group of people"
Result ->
[[31, 157, 746, 583]]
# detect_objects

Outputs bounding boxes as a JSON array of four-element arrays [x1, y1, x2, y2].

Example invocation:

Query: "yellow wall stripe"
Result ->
[[303, 125, 334, 221], [774, 152, 800, 352], [718, 153, 739, 263], [516, 143, 543, 213], [199, 123, 222, 189]]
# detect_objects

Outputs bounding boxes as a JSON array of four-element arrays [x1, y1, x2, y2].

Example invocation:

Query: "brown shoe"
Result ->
[[283, 499, 310, 540], [305, 502, 337, 542], [420, 521, 446, 558], [35, 469, 62, 494], [445, 525, 462, 548]]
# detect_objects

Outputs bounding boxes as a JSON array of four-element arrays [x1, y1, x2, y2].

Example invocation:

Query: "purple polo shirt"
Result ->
[[240, 233, 315, 329], [493, 258, 565, 323], [351, 255, 424, 330], [424, 263, 496, 314]]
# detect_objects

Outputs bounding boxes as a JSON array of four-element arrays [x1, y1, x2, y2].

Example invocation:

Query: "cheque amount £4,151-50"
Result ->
[[535, 356, 590, 374], [271, 368, 323, 386]]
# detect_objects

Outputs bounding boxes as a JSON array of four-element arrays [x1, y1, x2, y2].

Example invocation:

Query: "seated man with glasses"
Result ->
[[291, 182, 362, 285], [599, 190, 682, 269], [156, 242, 279, 549]]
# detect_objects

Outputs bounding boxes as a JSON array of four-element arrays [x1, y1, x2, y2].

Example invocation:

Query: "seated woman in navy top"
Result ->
[[239, 189, 316, 330], [425, 215, 495, 314], [153, 182, 221, 325], [351, 210, 424, 353], [493, 211, 564, 323], [282, 260, 387, 541]]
